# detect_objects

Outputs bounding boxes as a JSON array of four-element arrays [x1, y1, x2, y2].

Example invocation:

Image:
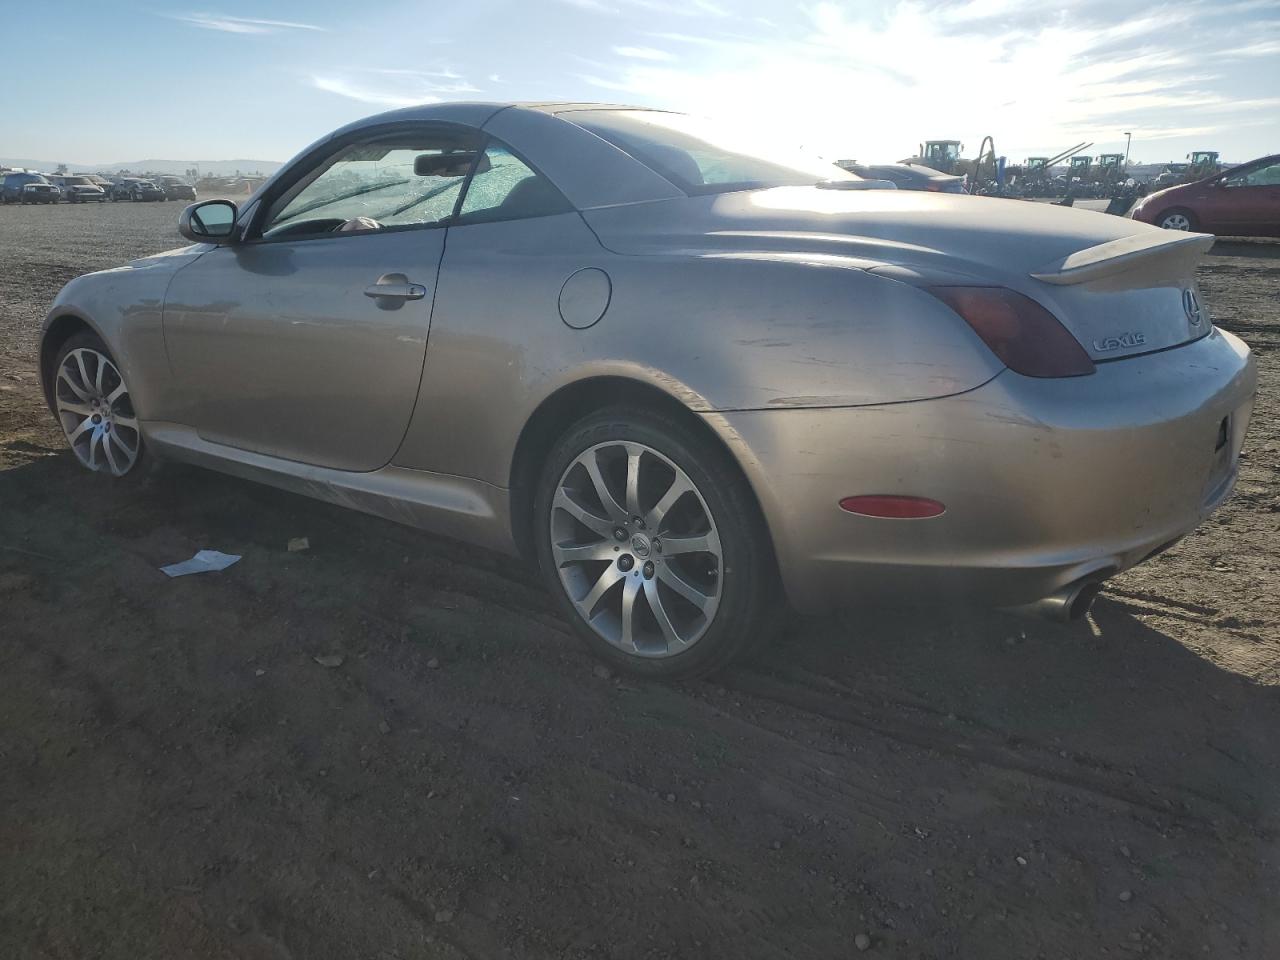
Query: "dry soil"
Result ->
[[1, 201, 1278, 959]]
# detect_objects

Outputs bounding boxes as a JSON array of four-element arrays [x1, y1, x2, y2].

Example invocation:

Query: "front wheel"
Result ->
[[52, 333, 151, 479], [1157, 208, 1197, 231], [534, 406, 780, 680]]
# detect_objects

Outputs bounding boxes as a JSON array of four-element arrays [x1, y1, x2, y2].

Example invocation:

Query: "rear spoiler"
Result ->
[[1031, 231, 1214, 286]]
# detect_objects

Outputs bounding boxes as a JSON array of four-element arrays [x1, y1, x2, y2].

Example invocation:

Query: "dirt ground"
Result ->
[[1, 201, 1278, 960]]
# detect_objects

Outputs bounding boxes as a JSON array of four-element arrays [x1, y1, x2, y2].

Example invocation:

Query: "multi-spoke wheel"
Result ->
[[551, 440, 723, 656], [536, 407, 780, 679], [1157, 209, 1196, 231], [52, 336, 144, 477]]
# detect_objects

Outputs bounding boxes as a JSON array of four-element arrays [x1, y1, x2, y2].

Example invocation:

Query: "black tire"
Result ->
[[1156, 207, 1198, 231], [533, 405, 781, 680], [51, 331, 161, 483]]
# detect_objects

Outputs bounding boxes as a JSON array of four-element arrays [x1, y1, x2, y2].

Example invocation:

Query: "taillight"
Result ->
[[927, 286, 1095, 378]]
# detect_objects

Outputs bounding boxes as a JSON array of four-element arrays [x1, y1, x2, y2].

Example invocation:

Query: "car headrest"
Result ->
[[644, 144, 704, 188]]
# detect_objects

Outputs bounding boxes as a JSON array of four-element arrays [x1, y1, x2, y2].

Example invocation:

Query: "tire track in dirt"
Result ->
[[719, 665, 1271, 835]]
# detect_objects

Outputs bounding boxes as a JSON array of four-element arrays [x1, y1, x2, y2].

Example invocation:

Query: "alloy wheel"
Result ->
[[550, 441, 723, 658], [1160, 212, 1192, 230], [54, 347, 141, 476]]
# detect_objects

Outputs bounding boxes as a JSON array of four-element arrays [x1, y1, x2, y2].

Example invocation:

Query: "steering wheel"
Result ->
[[335, 216, 384, 233], [262, 217, 348, 240], [262, 216, 385, 240]]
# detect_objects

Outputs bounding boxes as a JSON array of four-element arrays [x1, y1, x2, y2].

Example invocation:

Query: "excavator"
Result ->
[[1068, 155, 1093, 184], [912, 140, 964, 175], [1186, 151, 1221, 180], [1095, 153, 1125, 185], [903, 139, 1002, 193]]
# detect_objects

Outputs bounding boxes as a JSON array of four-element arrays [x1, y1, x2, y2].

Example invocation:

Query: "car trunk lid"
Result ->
[[585, 186, 1216, 362], [1027, 231, 1215, 360]]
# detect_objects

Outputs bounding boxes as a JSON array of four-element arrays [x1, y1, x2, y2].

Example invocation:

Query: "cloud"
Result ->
[[311, 77, 428, 107], [1224, 39, 1280, 57], [171, 12, 324, 34], [310, 70, 480, 107], [557, 0, 727, 15], [578, 73, 634, 92], [581, 0, 1279, 159], [613, 45, 676, 60]]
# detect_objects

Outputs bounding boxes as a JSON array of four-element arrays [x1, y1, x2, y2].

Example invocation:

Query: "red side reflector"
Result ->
[[839, 495, 946, 519]]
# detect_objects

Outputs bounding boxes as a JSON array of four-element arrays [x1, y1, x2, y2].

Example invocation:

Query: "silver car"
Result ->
[[39, 102, 1257, 679]]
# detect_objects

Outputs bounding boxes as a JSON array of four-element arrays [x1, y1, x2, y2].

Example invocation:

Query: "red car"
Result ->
[[1131, 154, 1280, 236]]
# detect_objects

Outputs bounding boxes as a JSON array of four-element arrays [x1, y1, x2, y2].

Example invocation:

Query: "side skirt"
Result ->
[[143, 421, 517, 555]]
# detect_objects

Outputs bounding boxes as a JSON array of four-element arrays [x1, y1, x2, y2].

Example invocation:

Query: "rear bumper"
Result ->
[[712, 329, 1256, 613]]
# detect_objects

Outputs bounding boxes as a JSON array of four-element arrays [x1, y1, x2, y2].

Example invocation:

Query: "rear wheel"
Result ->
[[52, 333, 152, 479], [535, 406, 780, 680], [1157, 208, 1197, 231]]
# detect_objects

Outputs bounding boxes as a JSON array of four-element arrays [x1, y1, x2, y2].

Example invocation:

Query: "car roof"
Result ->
[[274, 101, 687, 210], [1225, 153, 1280, 172]]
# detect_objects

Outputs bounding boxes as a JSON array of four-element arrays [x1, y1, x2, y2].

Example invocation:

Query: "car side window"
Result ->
[[260, 131, 482, 239], [455, 143, 573, 225], [1225, 162, 1280, 188]]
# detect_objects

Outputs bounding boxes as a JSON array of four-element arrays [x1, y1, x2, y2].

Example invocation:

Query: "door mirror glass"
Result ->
[[180, 199, 238, 243]]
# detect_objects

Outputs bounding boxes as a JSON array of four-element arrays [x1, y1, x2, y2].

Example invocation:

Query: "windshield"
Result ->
[[66, 177, 90, 185], [566, 110, 854, 196]]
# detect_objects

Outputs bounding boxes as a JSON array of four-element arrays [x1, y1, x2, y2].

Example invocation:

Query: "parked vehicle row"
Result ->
[[1, 171, 198, 204], [831, 150, 1280, 237]]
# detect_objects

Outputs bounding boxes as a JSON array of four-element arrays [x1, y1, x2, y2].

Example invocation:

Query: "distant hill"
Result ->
[[0, 157, 282, 176]]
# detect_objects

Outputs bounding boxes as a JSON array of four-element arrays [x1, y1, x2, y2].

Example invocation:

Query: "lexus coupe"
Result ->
[[40, 102, 1257, 678]]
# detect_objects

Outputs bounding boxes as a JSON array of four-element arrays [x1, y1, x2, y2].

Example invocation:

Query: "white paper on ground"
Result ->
[[160, 549, 241, 578]]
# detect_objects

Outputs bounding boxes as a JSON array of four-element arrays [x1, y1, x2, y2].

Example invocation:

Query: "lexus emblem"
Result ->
[[1183, 288, 1204, 326]]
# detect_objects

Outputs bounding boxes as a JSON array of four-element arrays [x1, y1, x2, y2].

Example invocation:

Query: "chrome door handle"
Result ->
[[364, 281, 427, 301]]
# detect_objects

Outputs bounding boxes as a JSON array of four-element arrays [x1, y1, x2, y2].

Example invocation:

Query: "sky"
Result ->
[[3, 0, 1277, 167]]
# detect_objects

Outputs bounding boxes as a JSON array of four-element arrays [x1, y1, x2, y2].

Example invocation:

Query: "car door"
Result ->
[[163, 125, 481, 471], [1216, 159, 1280, 236], [392, 138, 603, 483]]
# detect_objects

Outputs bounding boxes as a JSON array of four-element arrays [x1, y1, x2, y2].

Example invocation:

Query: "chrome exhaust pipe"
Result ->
[[1010, 580, 1102, 623]]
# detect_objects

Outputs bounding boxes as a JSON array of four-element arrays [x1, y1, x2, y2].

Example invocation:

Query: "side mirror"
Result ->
[[179, 199, 239, 243]]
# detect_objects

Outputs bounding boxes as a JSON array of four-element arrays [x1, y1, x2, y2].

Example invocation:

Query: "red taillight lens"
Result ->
[[927, 286, 1095, 378]]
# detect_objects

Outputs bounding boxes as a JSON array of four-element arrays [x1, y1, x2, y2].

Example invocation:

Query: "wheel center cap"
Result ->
[[630, 534, 651, 558]]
